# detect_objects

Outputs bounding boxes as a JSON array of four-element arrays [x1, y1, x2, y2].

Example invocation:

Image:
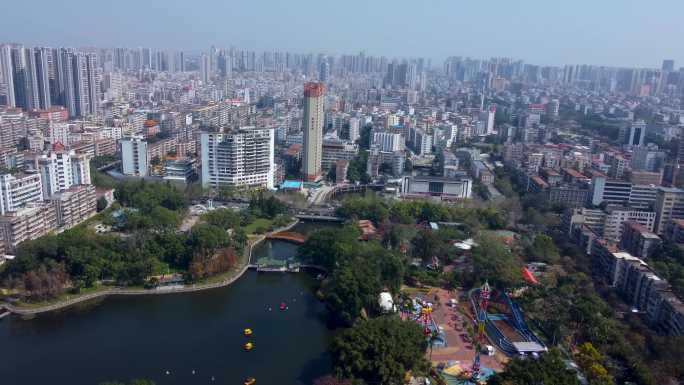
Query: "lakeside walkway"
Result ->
[[1, 219, 300, 316]]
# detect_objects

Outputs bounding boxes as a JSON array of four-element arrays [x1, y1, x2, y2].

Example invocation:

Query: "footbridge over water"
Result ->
[[265, 231, 307, 244]]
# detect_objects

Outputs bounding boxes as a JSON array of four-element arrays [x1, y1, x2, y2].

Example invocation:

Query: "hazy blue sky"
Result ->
[[2, 0, 682, 68]]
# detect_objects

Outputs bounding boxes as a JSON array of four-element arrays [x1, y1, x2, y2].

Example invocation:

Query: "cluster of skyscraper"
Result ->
[[445, 56, 684, 96], [112, 47, 185, 73], [195, 46, 429, 82], [0, 44, 99, 117]]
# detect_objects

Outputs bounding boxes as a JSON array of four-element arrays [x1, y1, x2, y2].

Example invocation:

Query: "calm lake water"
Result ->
[[0, 239, 333, 385]]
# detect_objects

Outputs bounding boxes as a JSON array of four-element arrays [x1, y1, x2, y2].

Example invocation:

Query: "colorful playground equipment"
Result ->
[[400, 298, 447, 349], [471, 281, 490, 380], [244, 342, 254, 351], [443, 282, 494, 385], [468, 283, 546, 357], [244, 328, 253, 337], [420, 305, 434, 337]]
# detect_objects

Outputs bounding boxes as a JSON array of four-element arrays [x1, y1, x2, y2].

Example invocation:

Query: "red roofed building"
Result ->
[[28, 106, 69, 122], [52, 141, 66, 151], [357, 220, 377, 241], [562, 167, 589, 184], [529, 175, 549, 193]]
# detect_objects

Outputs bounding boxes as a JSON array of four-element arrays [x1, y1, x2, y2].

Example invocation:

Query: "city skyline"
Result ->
[[2, 0, 683, 68], [2, 1, 684, 383]]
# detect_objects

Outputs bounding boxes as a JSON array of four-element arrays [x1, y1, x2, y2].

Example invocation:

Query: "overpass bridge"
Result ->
[[96, 160, 121, 171], [327, 183, 385, 200], [295, 214, 345, 222]]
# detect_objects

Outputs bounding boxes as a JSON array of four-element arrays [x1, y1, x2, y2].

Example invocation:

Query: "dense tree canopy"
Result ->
[[468, 234, 522, 289], [299, 226, 405, 325], [488, 348, 581, 385], [575, 342, 614, 385], [649, 241, 684, 298], [201, 208, 242, 229], [520, 272, 657, 385], [248, 191, 287, 219], [330, 317, 428, 385], [96, 196, 108, 212], [528, 234, 560, 264], [336, 196, 506, 230], [1, 180, 246, 301], [115, 180, 186, 213], [336, 196, 389, 224], [346, 150, 371, 184], [357, 124, 372, 150], [298, 227, 360, 270], [324, 242, 405, 325]]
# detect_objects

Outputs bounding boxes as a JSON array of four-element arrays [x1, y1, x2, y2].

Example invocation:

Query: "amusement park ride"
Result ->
[[416, 281, 492, 384], [470, 281, 490, 381], [420, 305, 434, 337]]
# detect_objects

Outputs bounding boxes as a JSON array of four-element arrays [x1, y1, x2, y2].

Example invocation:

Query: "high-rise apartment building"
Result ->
[[620, 221, 662, 260], [35, 150, 90, 198], [47, 184, 97, 229], [9, 45, 40, 111], [178, 51, 186, 72], [200, 127, 275, 189], [632, 146, 666, 172], [654, 187, 684, 234], [54, 48, 75, 114], [0, 172, 43, 215], [0, 202, 56, 254], [84, 52, 99, 115], [319, 59, 330, 82], [73, 52, 98, 117], [321, 139, 358, 171], [121, 136, 148, 177], [620, 120, 646, 148], [348, 117, 360, 142], [0, 45, 55, 110], [410, 127, 433, 155], [485, 106, 496, 134], [603, 207, 656, 243], [302, 82, 324, 181], [371, 129, 405, 152], [71, 153, 91, 186], [384, 61, 417, 89], [40, 48, 100, 118], [200, 53, 211, 84], [33, 47, 52, 109], [662, 60, 675, 72], [0, 45, 16, 107]]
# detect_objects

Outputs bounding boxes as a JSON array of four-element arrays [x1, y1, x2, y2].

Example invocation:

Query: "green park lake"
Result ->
[[0, 222, 338, 385]]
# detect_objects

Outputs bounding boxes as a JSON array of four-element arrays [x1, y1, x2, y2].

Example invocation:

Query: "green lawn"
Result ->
[[243, 218, 273, 234]]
